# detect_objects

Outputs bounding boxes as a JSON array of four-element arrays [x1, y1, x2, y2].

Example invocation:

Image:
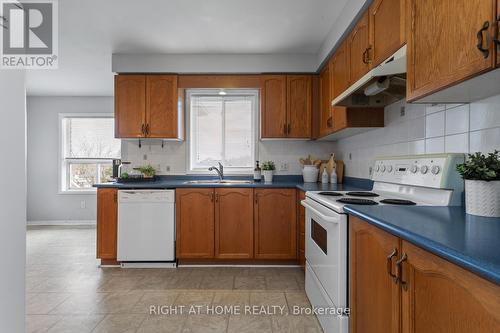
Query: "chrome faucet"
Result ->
[[208, 162, 224, 181]]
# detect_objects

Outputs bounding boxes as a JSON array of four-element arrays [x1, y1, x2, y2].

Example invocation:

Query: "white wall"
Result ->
[[121, 140, 335, 176], [0, 71, 26, 333], [27, 96, 114, 223], [333, 95, 500, 179]]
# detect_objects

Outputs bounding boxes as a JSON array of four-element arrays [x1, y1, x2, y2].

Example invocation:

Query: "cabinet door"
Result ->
[[254, 189, 297, 259], [350, 217, 400, 333], [401, 241, 500, 333], [115, 75, 146, 138], [347, 12, 371, 85], [146, 75, 179, 138], [407, 0, 495, 101], [96, 188, 117, 260], [215, 188, 254, 259], [331, 41, 349, 100], [319, 63, 332, 137], [176, 188, 215, 258], [497, 0, 500, 67], [261, 75, 287, 138], [286, 75, 312, 138], [369, 0, 406, 67]]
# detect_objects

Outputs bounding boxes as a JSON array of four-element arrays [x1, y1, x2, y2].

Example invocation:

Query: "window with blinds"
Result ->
[[187, 89, 257, 173], [60, 115, 121, 192]]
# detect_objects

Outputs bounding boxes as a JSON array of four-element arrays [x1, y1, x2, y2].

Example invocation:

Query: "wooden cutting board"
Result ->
[[318, 160, 344, 183]]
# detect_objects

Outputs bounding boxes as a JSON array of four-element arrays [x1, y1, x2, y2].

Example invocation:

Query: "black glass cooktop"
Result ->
[[346, 191, 379, 197], [318, 191, 343, 197], [337, 198, 378, 205], [380, 199, 417, 205]]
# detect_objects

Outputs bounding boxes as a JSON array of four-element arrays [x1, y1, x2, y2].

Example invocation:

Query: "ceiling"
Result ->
[[26, 0, 350, 96]]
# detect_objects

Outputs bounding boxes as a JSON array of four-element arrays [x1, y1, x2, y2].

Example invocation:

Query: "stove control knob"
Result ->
[[420, 165, 429, 174], [375, 165, 380, 172], [387, 165, 393, 173], [410, 165, 418, 173], [431, 165, 441, 175], [380, 165, 386, 172]]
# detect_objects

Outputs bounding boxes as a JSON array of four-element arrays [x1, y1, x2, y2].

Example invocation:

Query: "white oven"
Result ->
[[302, 198, 349, 333]]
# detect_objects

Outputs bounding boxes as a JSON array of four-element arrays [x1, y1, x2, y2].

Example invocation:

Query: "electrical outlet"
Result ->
[[368, 166, 373, 177], [279, 162, 289, 171], [143, 154, 147, 160], [165, 165, 171, 172], [80, 201, 86, 209], [400, 106, 406, 117], [349, 153, 352, 160]]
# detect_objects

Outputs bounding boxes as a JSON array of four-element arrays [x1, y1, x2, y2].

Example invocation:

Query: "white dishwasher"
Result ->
[[117, 190, 175, 262]]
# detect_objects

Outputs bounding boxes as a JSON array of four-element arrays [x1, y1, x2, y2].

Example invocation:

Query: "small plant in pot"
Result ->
[[133, 165, 157, 179], [262, 161, 276, 183], [456, 150, 500, 217]]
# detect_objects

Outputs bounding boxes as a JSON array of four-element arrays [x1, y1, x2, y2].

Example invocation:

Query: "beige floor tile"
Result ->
[[132, 291, 179, 314], [137, 315, 186, 333], [266, 274, 300, 291], [272, 315, 323, 333], [212, 291, 250, 307], [92, 314, 146, 333], [50, 292, 109, 315], [181, 314, 228, 333], [249, 292, 288, 315], [132, 275, 172, 291], [234, 275, 266, 290], [285, 291, 313, 314], [46, 314, 104, 333], [165, 275, 203, 289], [26, 315, 62, 333], [200, 275, 234, 290], [98, 276, 145, 292], [174, 291, 214, 314], [93, 291, 144, 314], [227, 315, 272, 333], [27, 293, 71, 315]]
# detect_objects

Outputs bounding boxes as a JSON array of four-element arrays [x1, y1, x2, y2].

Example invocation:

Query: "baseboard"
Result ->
[[27, 220, 96, 226]]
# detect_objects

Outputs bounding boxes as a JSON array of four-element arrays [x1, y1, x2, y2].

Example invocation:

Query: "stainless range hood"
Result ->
[[332, 45, 407, 108]]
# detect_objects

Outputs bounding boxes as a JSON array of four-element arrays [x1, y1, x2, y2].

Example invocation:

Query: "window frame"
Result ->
[[58, 113, 119, 194], [185, 89, 259, 175]]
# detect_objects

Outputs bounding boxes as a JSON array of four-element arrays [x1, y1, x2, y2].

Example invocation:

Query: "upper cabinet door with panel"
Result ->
[[407, 0, 496, 101], [319, 63, 332, 137], [497, 0, 500, 66], [348, 11, 371, 85], [369, 0, 406, 67], [287, 75, 312, 138], [115, 75, 146, 138], [261, 75, 287, 138], [331, 41, 349, 100], [146, 75, 179, 138]]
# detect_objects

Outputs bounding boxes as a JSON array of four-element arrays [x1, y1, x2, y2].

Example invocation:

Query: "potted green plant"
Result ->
[[262, 161, 276, 183], [456, 151, 500, 217], [133, 165, 157, 178]]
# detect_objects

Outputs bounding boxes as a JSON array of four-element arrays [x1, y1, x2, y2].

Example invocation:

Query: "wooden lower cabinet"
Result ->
[[96, 188, 118, 261], [215, 188, 254, 259], [350, 216, 500, 333], [297, 190, 306, 268], [176, 188, 215, 258], [350, 217, 400, 333], [401, 241, 500, 333], [254, 189, 297, 259]]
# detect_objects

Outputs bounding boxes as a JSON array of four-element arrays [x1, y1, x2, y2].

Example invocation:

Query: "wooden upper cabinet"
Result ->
[[176, 188, 215, 258], [347, 11, 371, 85], [215, 188, 254, 259], [350, 217, 401, 333], [261, 75, 287, 138], [497, 0, 500, 67], [319, 63, 332, 137], [115, 75, 146, 138], [96, 188, 118, 260], [330, 41, 349, 100], [401, 241, 500, 333], [254, 189, 297, 259], [406, 0, 496, 101], [146, 75, 179, 138], [287, 75, 312, 138], [369, 0, 406, 67]]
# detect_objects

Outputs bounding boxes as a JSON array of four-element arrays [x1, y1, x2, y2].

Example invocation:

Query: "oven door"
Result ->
[[302, 198, 348, 308]]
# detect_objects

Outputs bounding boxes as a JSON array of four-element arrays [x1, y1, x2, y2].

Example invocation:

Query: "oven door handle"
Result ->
[[301, 200, 341, 224]]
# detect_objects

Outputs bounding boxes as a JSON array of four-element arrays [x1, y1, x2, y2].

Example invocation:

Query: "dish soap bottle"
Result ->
[[330, 167, 338, 184], [253, 161, 261, 182], [321, 168, 329, 184]]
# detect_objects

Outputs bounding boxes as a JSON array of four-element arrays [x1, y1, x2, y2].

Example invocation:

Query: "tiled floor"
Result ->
[[26, 226, 322, 332]]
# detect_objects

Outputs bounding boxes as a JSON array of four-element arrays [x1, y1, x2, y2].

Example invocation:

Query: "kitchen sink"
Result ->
[[184, 179, 254, 184]]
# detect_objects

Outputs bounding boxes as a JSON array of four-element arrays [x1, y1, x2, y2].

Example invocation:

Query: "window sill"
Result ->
[[58, 189, 97, 195]]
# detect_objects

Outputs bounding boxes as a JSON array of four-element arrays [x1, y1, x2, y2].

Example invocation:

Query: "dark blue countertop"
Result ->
[[344, 205, 500, 285], [94, 175, 372, 192]]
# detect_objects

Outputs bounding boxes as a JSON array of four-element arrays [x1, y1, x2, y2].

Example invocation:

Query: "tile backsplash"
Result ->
[[333, 94, 500, 179]]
